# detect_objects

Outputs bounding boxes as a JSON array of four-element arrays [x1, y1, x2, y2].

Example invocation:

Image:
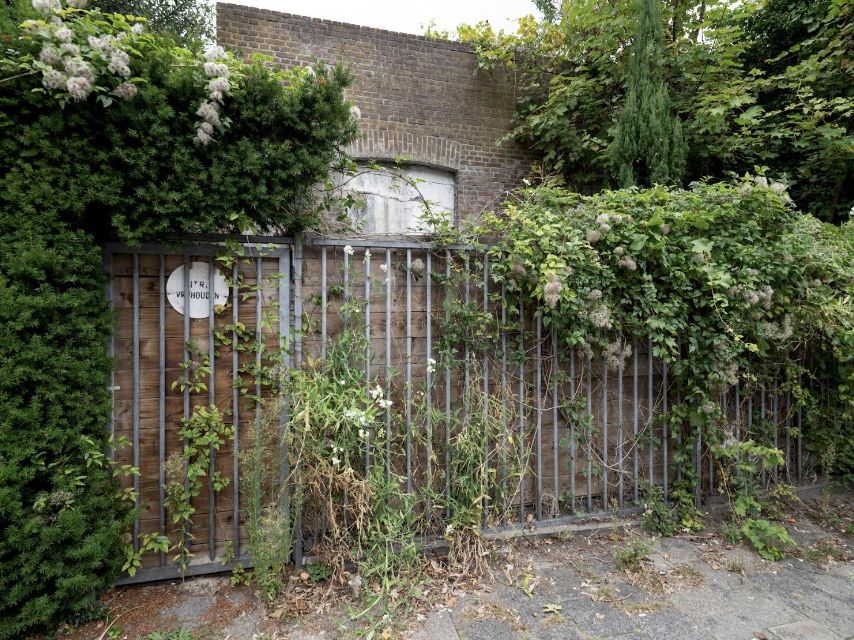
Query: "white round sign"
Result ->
[[166, 261, 229, 318]]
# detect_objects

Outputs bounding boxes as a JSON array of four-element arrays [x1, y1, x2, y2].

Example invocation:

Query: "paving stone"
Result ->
[[565, 600, 644, 638], [630, 609, 709, 640], [777, 585, 854, 637], [455, 616, 524, 640], [769, 619, 844, 640], [413, 609, 459, 640], [161, 595, 214, 629]]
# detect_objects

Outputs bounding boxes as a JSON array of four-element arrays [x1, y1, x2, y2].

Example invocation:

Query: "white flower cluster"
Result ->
[[702, 400, 718, 416], [330, 445, 343, 468], [112, 81, 137, 100], [604, 337, 632, 371], [426, 357, 437, 374], [618, 256, 637, 271], [542, 271, 562, 309], [588, 303, 613, 329], [727, 281, 773, 310], [725, 362, 739, 387], [410, 257, 425, 277], [194, 45, 231, 145], [761, 316, 793, 342], [369, 384, 393, 410], [586, 212, 622, 244], [32, 0, 60, 14], [740, 176, 790, 201], [32, 0, 140, 102], [343, 407, 370, 426]]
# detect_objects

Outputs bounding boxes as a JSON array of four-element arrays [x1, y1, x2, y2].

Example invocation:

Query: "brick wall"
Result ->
[[216, 3, 534, 219]]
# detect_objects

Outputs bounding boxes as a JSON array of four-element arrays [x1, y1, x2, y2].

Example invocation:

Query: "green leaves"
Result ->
[[454, 0, 852, 222]]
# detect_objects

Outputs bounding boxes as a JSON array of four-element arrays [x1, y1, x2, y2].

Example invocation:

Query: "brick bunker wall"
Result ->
[[216, 3, 535, 219]]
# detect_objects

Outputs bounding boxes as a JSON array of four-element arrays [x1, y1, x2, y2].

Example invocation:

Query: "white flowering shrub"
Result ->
[[16, 0, 145, 106], [473, 177, 853, 487], [1, 1, 357, 243]]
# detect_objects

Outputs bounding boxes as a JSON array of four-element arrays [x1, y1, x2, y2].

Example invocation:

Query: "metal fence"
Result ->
[[105, 235, 806, 584]]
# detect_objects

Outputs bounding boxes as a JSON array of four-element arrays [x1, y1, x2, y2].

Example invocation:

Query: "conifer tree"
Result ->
[[610, 0, 687, 187]]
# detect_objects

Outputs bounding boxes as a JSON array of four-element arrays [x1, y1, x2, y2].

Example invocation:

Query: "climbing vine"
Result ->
[[466, 177, 852, 482]]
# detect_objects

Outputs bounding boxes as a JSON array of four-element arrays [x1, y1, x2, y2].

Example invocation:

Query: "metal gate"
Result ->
[[105, 235, 805, 584]]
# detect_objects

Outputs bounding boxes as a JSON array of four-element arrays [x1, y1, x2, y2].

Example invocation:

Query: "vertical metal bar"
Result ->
[[208, 260, 216, 561], [632, 338, 639, 503], [748, 393, 753, 439], [255, 257, 262, 443], [321, 247, 327, 360], [797, 405, 803, 483], [365, 249, 372, 473], [386, 248, 393, 484], [425, 252, 432, 511], [158, 255, 166, 565], [662, 360, 669, 499], [713, 391, 724, 495], [535, 312, 543, 521], [464, 255, 471, 413], [602, 358, 609, 508], [617, 350, 624, 508], [518, 299, 526, 522], [760, 385, 766, 484], [182, 253, 190, 548], [343, 249, 350, 332], [104, 248, 115, 458], [785, 390, 791, 483], [695, 413, 702, 507], [293, 236, 304, 567], [482, 254, 490, 523], [772, 383, 779, 480], [500, 284, 508, 522], [444, 251, 452, 518], [570, 349, 576, 513], [735, 382, 741, 441], [231, 262, 240, 556], [405, 249, 413, 493], [132, 253, 140, 551], [551, 328, 559, 513], [280, 249, 292, 552], [254, 254, 263, 561], [647, 340, 653, 486], [586, 353, 593, 512]]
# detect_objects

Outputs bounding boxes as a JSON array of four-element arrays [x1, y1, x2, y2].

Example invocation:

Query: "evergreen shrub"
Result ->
[[0, 2, 357, 635]]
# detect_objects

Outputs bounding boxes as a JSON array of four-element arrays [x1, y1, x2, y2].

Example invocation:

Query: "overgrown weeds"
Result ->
[[237, 321, 531, 634]]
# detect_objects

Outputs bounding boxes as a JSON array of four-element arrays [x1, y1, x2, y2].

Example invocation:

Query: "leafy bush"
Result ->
[[740, 518, 796, 561], [0, 3, 357, 243], [451, 0, 853, 221], [0, 3, 357, 636], [640, 482, 677, 537], [0, 208, 132, 639], [474, 179, 853, 483]]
